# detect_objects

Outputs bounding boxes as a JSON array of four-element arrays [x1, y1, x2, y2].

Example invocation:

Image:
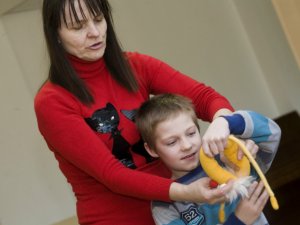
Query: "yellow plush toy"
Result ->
[[199, 135, 279, 223]]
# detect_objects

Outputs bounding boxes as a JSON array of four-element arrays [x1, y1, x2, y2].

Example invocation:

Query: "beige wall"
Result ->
[[0, 0, 299, 225], [232, 0, 300, 117], [0, 10, 76, 225]]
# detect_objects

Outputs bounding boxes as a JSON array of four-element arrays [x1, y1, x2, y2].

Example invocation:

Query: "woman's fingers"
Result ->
[[201, 179, 234, 204], [211, 180, 234, 204]]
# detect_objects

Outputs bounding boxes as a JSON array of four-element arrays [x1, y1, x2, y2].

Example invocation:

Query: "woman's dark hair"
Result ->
[[42, 0, 138, 104]]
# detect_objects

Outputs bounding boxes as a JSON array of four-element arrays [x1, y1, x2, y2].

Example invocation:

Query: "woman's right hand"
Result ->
[[169, 177, 233, 204]]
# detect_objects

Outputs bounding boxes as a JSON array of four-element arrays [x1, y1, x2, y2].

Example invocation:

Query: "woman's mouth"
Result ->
[[89, 42, 103, 50]]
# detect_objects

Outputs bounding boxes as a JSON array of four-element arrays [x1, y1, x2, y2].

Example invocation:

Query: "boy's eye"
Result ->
[[188, 131, 196, 136], [166, 140, 176, 146]]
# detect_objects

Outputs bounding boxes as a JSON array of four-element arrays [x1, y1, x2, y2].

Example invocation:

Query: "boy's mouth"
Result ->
[[181, 152, 196, 160]]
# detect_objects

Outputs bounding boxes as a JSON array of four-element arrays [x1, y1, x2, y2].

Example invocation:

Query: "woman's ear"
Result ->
[[144, 143, 159, 158]]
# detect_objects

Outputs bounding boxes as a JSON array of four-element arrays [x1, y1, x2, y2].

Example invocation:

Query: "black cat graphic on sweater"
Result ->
[[85, 103, 152, 168]]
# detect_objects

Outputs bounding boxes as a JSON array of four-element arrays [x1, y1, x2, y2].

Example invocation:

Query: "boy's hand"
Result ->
[[202, 117, 230, 157], [237, 139, 259, 160], [202, 116, 259, 160], [235, 181, 269, 225]]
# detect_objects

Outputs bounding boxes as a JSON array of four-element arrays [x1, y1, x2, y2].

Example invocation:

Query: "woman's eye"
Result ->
[[95, 15, 104, 22], [72, 24, 83, 30]]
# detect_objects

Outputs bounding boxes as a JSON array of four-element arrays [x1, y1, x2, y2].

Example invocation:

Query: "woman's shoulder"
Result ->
[[125, 51, 146, 59], [126, 51, 162, 62], [34, 81, 77, 110], [125, 51, 164, 70], [35, 81, 67, 100]]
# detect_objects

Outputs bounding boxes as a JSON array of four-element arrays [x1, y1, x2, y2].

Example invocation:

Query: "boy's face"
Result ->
[[148, 112, 202, 179]]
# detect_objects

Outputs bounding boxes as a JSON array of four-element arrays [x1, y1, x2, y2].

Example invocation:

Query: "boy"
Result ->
[[135, 94, 281, 225]]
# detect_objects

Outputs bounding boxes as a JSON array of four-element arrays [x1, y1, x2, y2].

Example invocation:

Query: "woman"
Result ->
[[35, 0, 234, 224]]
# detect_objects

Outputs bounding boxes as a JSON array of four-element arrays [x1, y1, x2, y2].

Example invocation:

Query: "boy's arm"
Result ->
[[223, 213, 245, 225], [222, 110, 281, 173], [151, 202, 245, 225], [151, 202, 184, 225]]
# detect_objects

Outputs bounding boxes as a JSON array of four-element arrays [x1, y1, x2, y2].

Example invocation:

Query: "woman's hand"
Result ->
[[235, 181, 269, 225], [169, 177, 234, 204], [202, 117, 230, 157]]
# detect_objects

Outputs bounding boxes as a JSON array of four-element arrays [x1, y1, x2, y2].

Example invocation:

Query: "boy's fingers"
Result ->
[[215, 140, 226, 153], [247, 181, 258, 197], [202, 142, 213, 158], [245, 140, 259, 158], [237, 148, 244, 160], [255, 189, 269, 208], [208, 142, 219, 156], [249, 181, 264, 203]]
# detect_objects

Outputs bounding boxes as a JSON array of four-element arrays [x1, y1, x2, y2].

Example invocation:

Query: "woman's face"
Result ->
[[58, 0, 107, 61]]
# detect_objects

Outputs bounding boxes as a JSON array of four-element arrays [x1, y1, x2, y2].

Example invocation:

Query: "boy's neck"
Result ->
[[171, 171, 191, 180], [171, 162, 201, 179]]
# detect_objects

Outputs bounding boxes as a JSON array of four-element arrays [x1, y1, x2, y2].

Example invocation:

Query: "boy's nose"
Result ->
[[181, 138, 192, 151]]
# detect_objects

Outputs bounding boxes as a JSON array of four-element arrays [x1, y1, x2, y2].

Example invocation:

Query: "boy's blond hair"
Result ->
[[135, 94, 199, 149]]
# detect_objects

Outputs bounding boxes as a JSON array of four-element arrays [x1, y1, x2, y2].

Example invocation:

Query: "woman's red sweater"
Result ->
[[34, 52, 233, 224]]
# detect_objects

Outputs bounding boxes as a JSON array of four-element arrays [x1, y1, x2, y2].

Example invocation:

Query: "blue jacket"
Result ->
[[151, 110, 281, 225]]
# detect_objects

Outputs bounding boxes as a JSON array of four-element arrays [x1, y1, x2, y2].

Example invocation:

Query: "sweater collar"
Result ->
[[67, 54, 106, 79]]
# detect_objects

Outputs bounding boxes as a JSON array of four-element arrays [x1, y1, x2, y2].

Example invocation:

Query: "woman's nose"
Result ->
[[87, 22, 100, 37]]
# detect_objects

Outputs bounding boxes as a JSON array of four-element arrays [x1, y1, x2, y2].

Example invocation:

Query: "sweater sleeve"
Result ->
[[222, 110, 281, 173], [223, 213, 245, 225], [129, 52, 234, 122], [34, 84, 172, 202]]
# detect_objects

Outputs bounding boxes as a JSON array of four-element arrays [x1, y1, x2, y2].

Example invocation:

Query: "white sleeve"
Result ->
[[151, 201, 184, 225], [234, 110, 281, 173]]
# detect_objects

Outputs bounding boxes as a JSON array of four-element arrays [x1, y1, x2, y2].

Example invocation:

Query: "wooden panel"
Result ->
[[272, 0, 300, 69], [266, 111, 300, 189]]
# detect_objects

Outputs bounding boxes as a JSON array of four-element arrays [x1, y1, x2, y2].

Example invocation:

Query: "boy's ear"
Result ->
[[144, 143, 159, 158]]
